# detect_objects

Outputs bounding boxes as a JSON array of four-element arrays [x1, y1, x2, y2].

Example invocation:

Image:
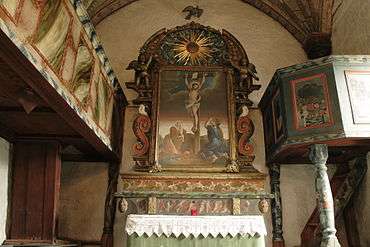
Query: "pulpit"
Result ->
[[125, 214, 267, 247], [259, 55, 370, 246]]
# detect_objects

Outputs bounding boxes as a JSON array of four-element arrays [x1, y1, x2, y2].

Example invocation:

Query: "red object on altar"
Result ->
[[190, 201, 198, 215], [191, 208, 198, 216]]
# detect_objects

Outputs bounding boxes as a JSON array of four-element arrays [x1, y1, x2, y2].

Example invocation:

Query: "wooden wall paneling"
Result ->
[[43, 142, 61, 240], [9, 143, 28, 239], [25, 144, 45, 239], [9, 141, 61, 243]]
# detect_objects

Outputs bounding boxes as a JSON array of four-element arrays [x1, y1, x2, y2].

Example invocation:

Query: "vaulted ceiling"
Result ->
[[82, 0, 339, 51]]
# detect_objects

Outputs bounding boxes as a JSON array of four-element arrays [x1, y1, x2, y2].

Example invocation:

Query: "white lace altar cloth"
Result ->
[[125, 214, 267, 238]]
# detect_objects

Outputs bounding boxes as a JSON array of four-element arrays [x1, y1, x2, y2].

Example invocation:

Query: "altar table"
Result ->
[[125, 214, 267, 247]]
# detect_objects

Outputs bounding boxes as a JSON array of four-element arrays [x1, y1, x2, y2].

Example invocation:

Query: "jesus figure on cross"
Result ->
[[185, 72, 206, 133]]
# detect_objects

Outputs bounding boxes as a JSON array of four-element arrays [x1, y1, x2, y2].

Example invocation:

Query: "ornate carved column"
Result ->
[[269, 163, 285, 247], [308, 144, 340, 247]]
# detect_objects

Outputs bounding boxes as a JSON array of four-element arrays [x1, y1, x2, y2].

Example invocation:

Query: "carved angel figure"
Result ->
[[126, 54, 153, 88], [229, 58, 259, 90], [182, 5, 203, 20]]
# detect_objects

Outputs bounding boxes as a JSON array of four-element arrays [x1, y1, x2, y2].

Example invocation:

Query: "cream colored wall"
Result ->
[[332, 0, 370, 54], [95, 0, 307, 246], [58, 162, 108, 242], [0, 137, 10, 243]]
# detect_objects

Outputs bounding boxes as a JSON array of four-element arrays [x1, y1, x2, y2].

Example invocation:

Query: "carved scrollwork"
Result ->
[[237, 105, 255, 165], [132, 104, 151, 158]]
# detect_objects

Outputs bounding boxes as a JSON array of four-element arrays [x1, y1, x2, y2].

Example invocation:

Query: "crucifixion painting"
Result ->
[[156, 69, 230, 167]]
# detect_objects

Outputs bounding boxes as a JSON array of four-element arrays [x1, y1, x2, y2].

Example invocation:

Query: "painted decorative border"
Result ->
[[120, 173, 266, 193]]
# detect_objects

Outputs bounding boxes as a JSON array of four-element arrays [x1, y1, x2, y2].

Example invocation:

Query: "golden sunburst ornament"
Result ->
[[171, 31, 214, 65]]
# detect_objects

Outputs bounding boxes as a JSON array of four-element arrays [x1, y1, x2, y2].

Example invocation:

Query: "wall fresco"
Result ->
[[0, 0, 118, 148]]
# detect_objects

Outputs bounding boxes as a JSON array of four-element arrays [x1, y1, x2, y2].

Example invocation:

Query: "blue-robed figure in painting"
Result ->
[[200, 117, 228, 163]]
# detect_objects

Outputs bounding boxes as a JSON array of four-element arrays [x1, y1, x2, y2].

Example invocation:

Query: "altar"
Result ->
[[125, 214, 267, 247]]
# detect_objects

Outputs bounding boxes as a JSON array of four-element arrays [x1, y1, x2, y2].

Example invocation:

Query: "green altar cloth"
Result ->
[[128, 233, 265, 247]]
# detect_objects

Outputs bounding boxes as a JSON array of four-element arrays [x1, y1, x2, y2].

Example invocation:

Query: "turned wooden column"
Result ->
[[269, 163, 285, 247], [8, 141, 61, 243], [308, 144, 340, 247]]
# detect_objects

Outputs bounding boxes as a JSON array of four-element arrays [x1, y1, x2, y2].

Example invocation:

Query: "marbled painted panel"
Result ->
[[17, 0, 39, 37], [0, 17, 112, 149], [70, 20, 81, 49], [70, 37, 94, 108], [61, 44, 76, 82], [0, 0, 20, 19], [97, 74, 108, 130], [33, 0, 71, 72], [91, 72, 113, 133]]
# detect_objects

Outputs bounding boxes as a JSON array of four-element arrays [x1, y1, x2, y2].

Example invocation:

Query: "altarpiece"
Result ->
[[126, 22, 262, 174]]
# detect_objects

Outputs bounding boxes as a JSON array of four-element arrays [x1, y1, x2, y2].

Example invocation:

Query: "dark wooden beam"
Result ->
[[0, 121, 17, 142], [0, 106, 55, 113], [61, 153, 107, 162]]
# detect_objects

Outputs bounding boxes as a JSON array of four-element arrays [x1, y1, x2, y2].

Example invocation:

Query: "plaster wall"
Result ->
[[58, 162, 108, 242], [0, 137, 10, 243], [95, 0, 308, 246], [332, 0, 370, 54]]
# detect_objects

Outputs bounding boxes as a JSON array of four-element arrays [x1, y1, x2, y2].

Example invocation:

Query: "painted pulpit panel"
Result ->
[[290, 74, 334, 131], [345, 71, 370, 124], [157, 69, 230, 168]]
